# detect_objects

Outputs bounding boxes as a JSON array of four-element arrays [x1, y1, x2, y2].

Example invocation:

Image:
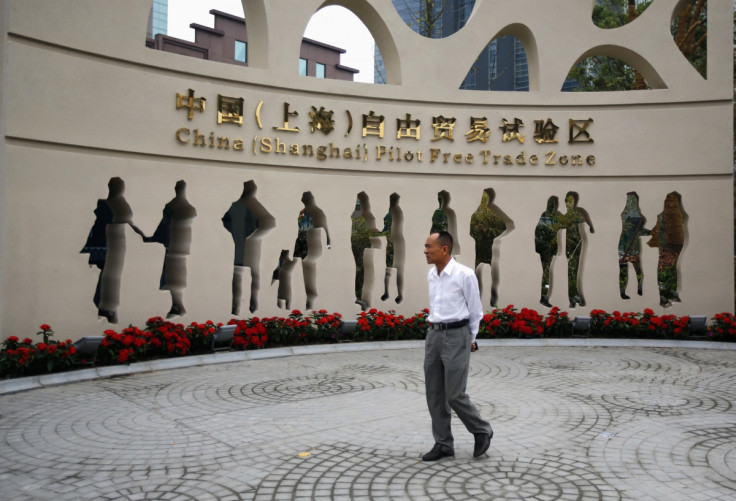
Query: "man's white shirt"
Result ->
[[427, 258, 483, 341]]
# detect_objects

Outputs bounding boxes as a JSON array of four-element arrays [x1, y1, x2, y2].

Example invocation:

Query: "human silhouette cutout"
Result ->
[[431, 192, 449, 233], [272, 192, 330, 310], [272, 249, 295, 309], [222, 181, 275, 315], [145, 180, 197, 318], [430, 191, 460, 254], [81, 177, 145, 323], [647, 192, 685, 307], [560, 192, 594, 308], [470, 188, 512, 307], [372, 193, 405, 304], [351, 193, 377, 310], [534, 196, 562, 307], [618, 192, 650, 300]]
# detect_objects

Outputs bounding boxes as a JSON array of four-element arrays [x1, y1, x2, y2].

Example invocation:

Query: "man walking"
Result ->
[[422, 231, 493, 461]]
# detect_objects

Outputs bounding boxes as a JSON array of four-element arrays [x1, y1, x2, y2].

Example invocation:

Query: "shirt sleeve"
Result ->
[[463, 270, 483, 341]]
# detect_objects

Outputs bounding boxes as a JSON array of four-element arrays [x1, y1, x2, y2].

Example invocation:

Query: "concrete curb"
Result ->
[[1, 338, 732, 395]]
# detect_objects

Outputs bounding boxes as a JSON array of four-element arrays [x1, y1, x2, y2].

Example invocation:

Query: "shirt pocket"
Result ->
[[439, 283, 465, 313]]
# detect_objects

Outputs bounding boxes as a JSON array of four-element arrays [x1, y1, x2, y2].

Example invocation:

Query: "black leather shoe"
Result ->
[[422, 443, 454, 461], [473, 432, 493, 457]]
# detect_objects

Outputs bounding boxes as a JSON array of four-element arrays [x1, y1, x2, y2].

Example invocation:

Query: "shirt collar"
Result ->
[[432, 257, 456, 278]]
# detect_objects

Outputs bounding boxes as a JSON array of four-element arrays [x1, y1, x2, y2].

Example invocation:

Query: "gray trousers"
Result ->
[[424, 325, 492, 448]]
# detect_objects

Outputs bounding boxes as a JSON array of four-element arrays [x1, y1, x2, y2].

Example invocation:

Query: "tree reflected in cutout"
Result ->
[[534, 196, 562, 308], [430, 190, 460, 254], [647, 192, 685, 307], [618, 192, 650, 299], [470, 188, 512, 307], [560, 192, 594, 308], [351, 192, 377, 310]]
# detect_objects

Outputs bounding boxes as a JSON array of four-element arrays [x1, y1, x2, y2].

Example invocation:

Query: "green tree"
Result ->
[[377, 1, 459, 83], [568, 0, 653, 91], [671, 0, 707, 78], [569, 0, 709, 91], [412, 0, 446, 37], [395, 0, 459, 38]]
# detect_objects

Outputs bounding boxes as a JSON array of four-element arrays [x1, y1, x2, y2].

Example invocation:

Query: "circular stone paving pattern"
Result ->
[[253, 446, 622, 500], [0, 346, 735, 501]]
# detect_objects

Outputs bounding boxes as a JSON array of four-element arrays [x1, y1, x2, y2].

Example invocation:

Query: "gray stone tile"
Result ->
[[0, 344, 735, 499]]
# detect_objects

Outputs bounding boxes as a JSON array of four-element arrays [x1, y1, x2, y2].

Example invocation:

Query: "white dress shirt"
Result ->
[[427, 258, 483, 341]]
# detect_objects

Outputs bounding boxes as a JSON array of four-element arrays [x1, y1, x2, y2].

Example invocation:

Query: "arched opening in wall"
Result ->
[[394, 0, 475, 38], [147, 1, 249, 66], [564, 55, 652, 91], [389, 0, 477, 87], [304, 6, 376, 83], [590, 0, 653, 29], [563, 0, 659, 91], [671, 0, 707, 79], [461, 36, 531, 91], [147, 1, 372, 84]]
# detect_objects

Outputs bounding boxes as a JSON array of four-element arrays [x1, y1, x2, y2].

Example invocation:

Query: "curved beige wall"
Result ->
[[0, 0, 732, 340]]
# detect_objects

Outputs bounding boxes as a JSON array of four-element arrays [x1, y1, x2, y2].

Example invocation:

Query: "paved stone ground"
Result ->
[[1, 344, 736, 500]]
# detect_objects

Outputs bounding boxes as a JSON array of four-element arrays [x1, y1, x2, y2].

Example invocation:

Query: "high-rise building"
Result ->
[[376, 0, 575, 91], [376, 0, 512, 89], [146, 0, 168, 39]]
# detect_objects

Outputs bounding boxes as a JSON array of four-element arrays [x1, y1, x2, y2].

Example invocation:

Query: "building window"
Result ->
[[513, 38, 529, 91], [234, 40, 247, 63], [299, 58, 308, 76], [316, 62, 326, 78], [151, 0, 168, 37], [488, 40, 498, 81], [461, 68, 476, 90]]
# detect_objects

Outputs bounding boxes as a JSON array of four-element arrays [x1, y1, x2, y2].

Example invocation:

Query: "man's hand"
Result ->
[[471, 341, 478, 352]]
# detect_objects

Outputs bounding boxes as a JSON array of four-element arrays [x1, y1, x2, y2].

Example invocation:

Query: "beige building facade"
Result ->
[[0, 0, 732, 340]]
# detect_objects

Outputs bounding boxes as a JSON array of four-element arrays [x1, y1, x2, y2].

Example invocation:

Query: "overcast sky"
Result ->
[[167, 0, 375, 83]]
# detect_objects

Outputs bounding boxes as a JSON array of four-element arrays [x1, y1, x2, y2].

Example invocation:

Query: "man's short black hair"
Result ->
[[434, 230, 453, 254]]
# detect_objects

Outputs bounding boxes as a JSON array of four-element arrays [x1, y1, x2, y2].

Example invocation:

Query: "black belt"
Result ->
[[430, 319, 468, 330]]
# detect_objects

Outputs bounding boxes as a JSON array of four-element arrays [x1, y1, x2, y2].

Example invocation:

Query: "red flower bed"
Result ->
[[711, 312, 736, 338], [590, 308, 693, 338], [228, 317, 269, 349], [0, 307, 731, 379], [356, 308, 429, 341], [0, 325, 77, 377], [479, 305, 550, 338]]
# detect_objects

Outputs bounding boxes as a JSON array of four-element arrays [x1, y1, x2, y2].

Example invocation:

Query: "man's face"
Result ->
[[424, 234, 446, 266]]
